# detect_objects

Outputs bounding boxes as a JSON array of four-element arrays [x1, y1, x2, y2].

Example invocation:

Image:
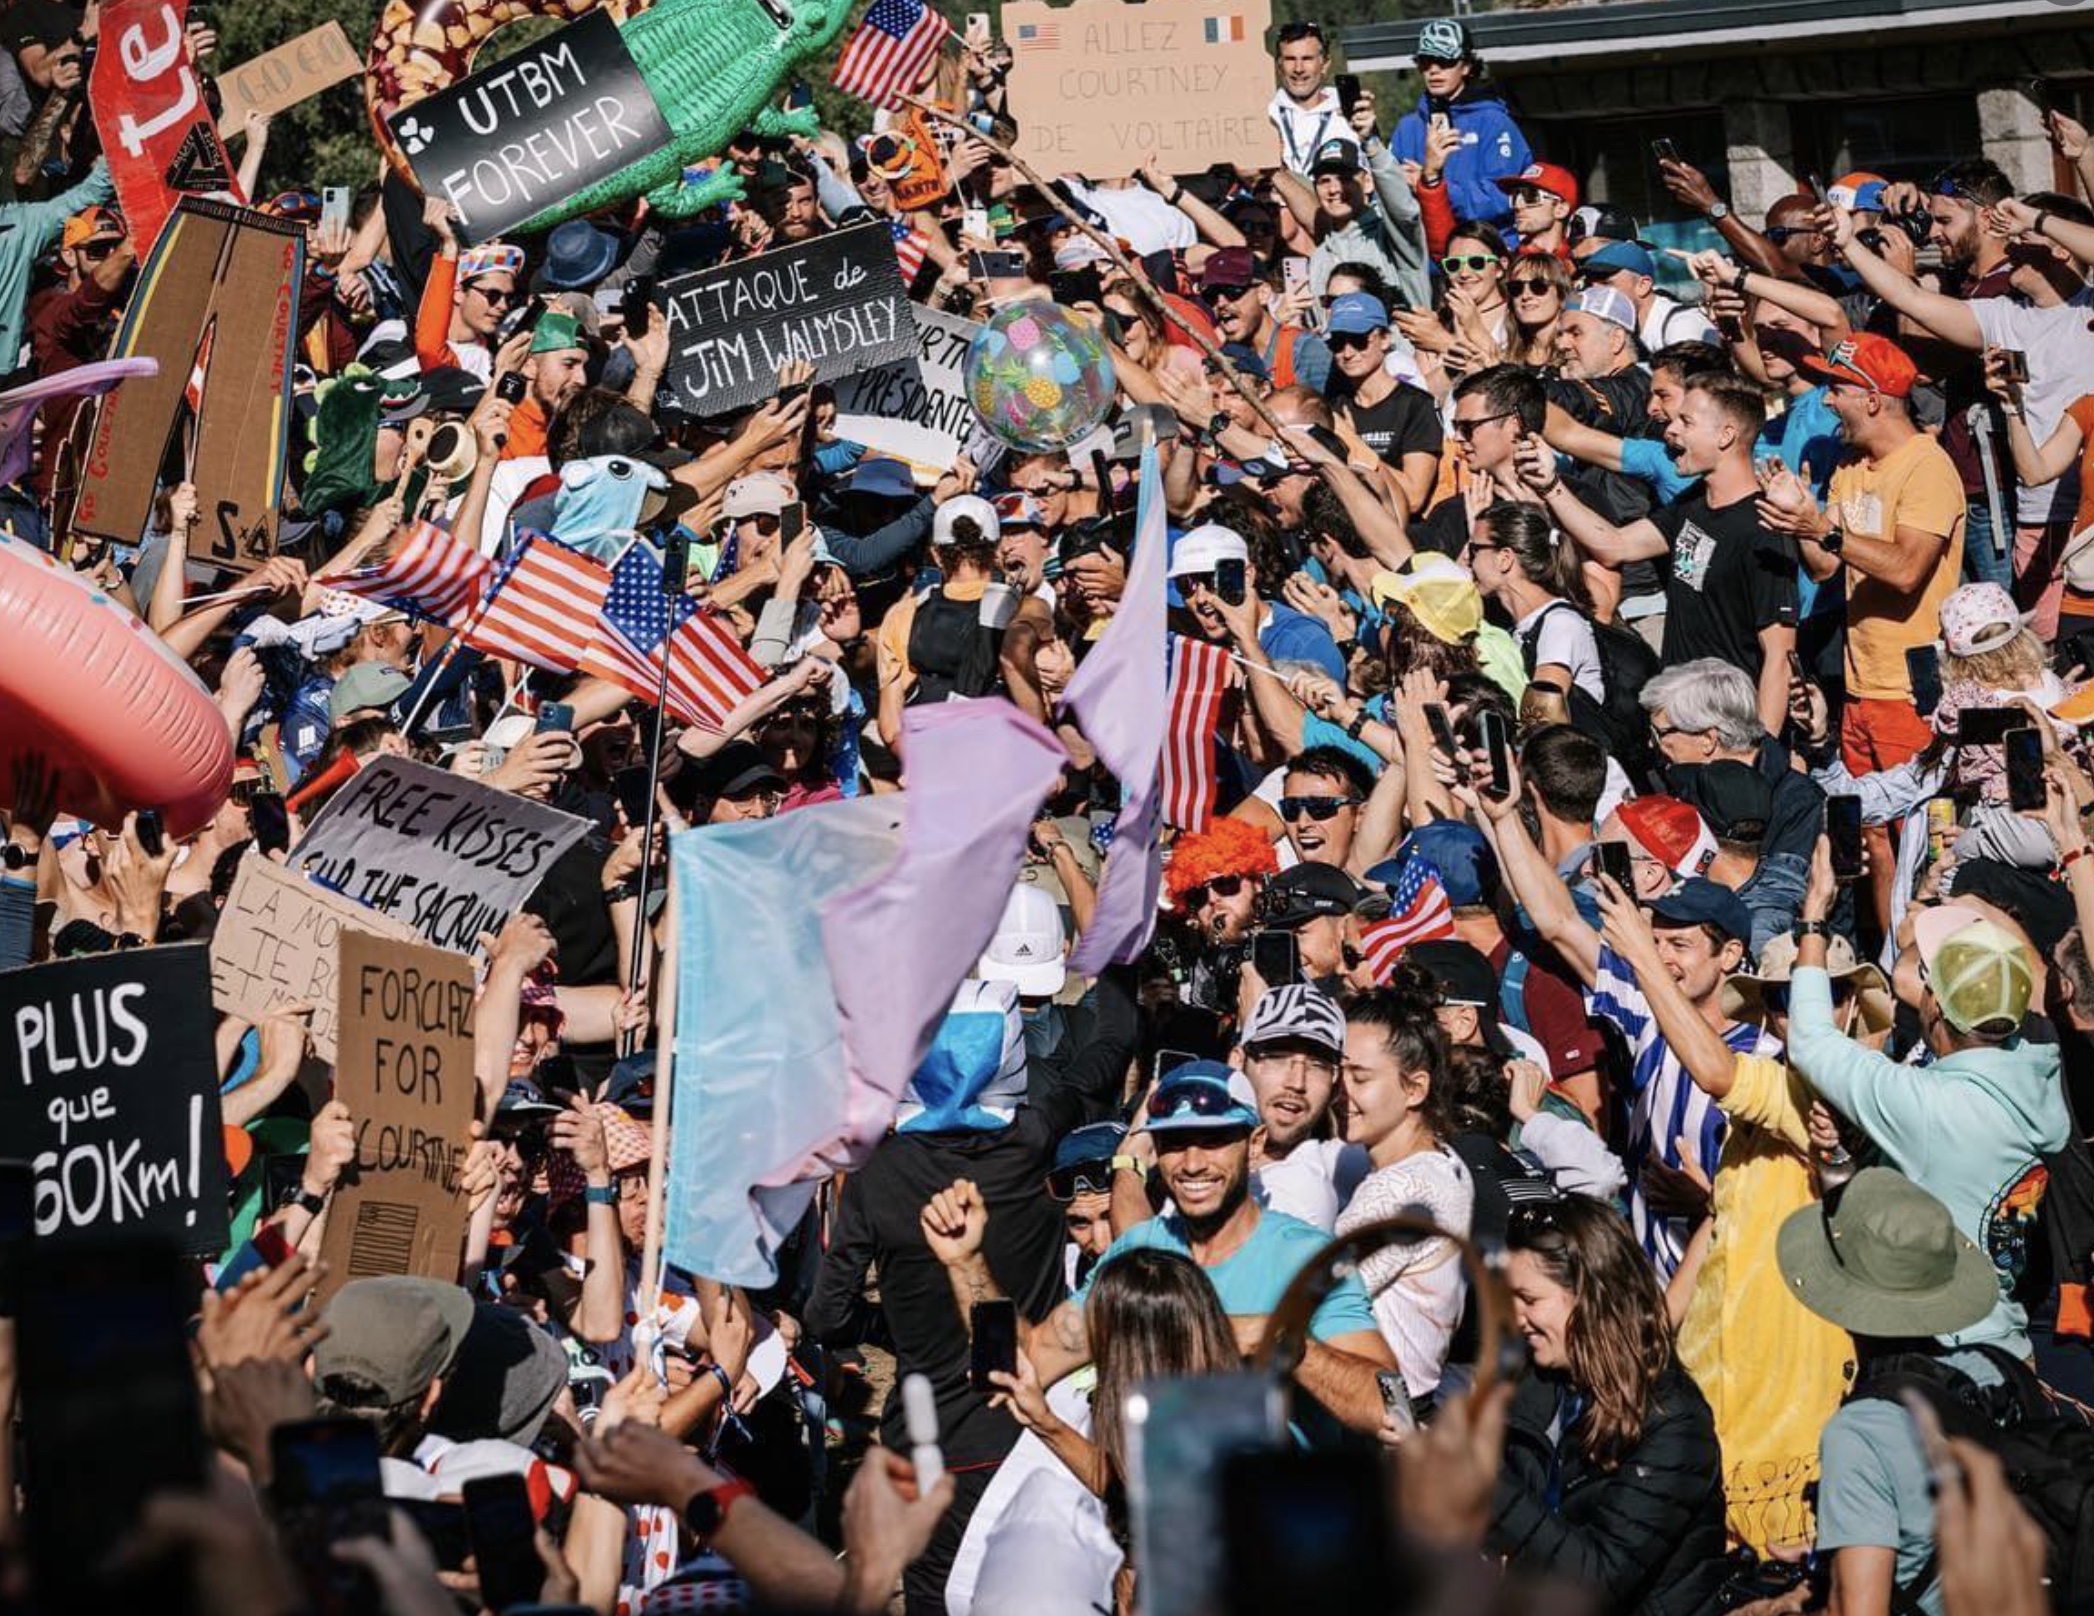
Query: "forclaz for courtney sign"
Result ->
[[387, 9, 671, 245], [91, 0, 241, 254], [660, 223, 917, 416]]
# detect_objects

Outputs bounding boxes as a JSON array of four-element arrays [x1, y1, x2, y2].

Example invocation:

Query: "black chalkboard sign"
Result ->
[[659, 222, 919, 418], [386, 10, 671, 245]]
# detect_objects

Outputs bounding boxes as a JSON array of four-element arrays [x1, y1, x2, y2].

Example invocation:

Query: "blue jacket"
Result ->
[[1392, 92, 1530, 234]]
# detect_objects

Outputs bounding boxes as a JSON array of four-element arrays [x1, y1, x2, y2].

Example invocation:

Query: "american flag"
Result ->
[[834, 0, 951, 109], [1014, 20, 1059, 48], [326, 520, 490, 624], [183, 316, 215, 416], [578, 541, 766, 730], [888, 217, 930, 281], [1161, 635, 1232, 831], [1359, 859, 1456, 983], [462, 533, 612, 672]]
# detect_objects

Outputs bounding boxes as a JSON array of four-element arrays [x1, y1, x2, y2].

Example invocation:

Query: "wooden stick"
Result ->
[[899, 94, 1293, 446]]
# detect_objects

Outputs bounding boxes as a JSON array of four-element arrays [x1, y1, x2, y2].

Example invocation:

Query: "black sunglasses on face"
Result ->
[[1327, 330, 1377, 353], [1204, 284, 1253, 304], [1186, 872, 1249, 907], [1048, 1162, 1115, 1201], [1451, 410, 1515, 441], [1508, 276, 1556, 296], [1765, 225, 1821, 245], [1280, 794, 1357, 822]]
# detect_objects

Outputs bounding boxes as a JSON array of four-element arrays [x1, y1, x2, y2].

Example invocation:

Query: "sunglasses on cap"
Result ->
[[1925, 170, 1971, 200], [1441, 253, 1499, 274], [1047, 1160, 1115, 1201], [1184, 871, 1250, 908], [1280, 794, 1357, 821], [1148, 1081, 1248, 1123]]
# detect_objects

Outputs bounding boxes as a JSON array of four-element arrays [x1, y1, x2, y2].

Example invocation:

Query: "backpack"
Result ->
[[1517, 600, 1661, 773], [1847, 1346, 2094, 1615]]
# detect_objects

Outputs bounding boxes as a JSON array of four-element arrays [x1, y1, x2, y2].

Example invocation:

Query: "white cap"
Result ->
[[932, 494, 1000, 549], [976, 883, 1067, 998], [1167, 522, 1249, 579], [723, 473, 792, 519]]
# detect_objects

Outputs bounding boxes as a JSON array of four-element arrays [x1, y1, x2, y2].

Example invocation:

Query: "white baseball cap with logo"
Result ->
[[977, 883, 1068, 998]]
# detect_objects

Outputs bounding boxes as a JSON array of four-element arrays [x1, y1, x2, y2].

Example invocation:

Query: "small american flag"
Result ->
[[463, 533, 612, 673], [888, 217, 930, 281], [834, 0, 951, 110], [327, 520, 490, 624], [1161, 636, 1233, 831], [183, 316, 215, 416], [579, 540, 766, 730], [1014, 20, 1060, 48], [1359, 860, 1456, 983]]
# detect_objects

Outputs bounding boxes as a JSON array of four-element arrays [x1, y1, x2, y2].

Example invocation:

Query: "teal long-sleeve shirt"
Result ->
[[0, 161, 114, 371]]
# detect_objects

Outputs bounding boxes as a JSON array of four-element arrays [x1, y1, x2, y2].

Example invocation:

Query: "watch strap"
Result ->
[[684, 1477, 758, 1544], [292, 1187, 328, 1216], [1109, 1154, 1147, 1178], [1795, 919, 1833, 940], [584, 1182, 620, 1207]]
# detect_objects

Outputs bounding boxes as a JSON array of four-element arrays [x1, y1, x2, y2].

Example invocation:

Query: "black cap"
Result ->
[[1950, 859, 2076, 957], [1262, 863, 1367, 929], [420, 365, 486, 417], [1678, 760, 1773, 846], [1405, 939, 1501, 1015], [687, 740, 784, 801], [1568, 203, 1640, 246]]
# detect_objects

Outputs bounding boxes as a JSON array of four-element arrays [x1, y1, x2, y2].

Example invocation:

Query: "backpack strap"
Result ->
[[1516, 599, 1575, 674], [1500, 950, 1533, 1036]]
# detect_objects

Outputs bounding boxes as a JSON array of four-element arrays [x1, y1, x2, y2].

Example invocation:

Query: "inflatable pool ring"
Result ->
[[0, 534, 233, 839], [366, 0, 854, 231]]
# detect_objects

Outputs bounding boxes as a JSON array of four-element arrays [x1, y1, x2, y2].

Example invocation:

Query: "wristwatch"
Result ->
[[1795, 919, 1832, 940], [683, 1478, 758, 1547], [1206, 410, 1233, 444], [292, 1187, 328, 1217], [1707, 200, 1731, 223], [1819, 524, 1845, 556], [584, 1183, 620, 1207], [1109, 1154, 1148, 1180]]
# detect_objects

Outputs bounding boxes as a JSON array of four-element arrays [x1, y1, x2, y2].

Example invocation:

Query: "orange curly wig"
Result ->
[[1165, 816, 1281, 912]]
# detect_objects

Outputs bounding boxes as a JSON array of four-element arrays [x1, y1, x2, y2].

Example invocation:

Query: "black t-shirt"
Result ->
[[1343, 381, 1442, 470], [1652, 488, 1798, 677]]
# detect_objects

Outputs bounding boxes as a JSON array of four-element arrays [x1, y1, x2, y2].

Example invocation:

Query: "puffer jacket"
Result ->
[[1487, 1363, 1727, 1616]]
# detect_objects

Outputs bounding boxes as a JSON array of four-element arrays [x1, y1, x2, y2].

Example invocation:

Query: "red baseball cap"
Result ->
[[1616, 796, 1718, 881], [1801, 333, 1917, 399], [1495, 162, 1579, 211]]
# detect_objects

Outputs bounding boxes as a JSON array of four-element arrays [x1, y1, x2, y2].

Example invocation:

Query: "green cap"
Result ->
[[1914, 907, 2032, 1037], [1776, 1167, 1998, 1339], [529, 309, 586, 357]]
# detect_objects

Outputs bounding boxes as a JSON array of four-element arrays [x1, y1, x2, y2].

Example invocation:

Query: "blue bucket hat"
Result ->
[[538, 219, 622, 291]]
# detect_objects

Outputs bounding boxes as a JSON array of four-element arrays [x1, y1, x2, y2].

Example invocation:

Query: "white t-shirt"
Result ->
[[1334, 1144, 1475, 1397], [1640, 292, 1719, 354], [1972, 292, 2094, 524], [1267, 86, 1346, 177], [1255, 1137, 1372, 1230], [1060, 178, 1197, 256], [1515, 599, 1604, 703]]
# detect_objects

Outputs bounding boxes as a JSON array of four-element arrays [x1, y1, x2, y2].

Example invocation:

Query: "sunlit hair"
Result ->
[[1344, 964, 1454, 1140], [1947, 627, 2046, 692]]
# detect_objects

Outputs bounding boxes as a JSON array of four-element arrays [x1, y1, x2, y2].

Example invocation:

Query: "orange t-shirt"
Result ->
[[1835, 431, 1965, 702]]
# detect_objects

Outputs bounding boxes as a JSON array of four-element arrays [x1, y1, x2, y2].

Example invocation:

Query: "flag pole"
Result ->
[[634, 874, 678, 1367], [398, 537, 526, 738], [622, 533, 688, 1055]]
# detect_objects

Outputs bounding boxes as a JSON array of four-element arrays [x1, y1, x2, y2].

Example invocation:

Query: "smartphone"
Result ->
[[969, 1298, 1019, 1394], [1335, 73, 1361, 117], [1595, 839, 1637, 894], [613, 764, 654, 829], [624, 275, 655, 340], [1955, 706, 2022, 747], [1480, 709, 1513, 800], [535, 701, 574, 736], [1214, 557, 1246, 606], [961, 205, 991, 241], [1251, 929, 1301, 989], [661, 528, 691, 592], [1048, 267, 1104, 307], [1424, 702, 1461, 760], [1375, 1368, 1417, 1439], [1805, 172, 1828, 204], [2025, 76, 2056, 119], [321, 186, 352, 236], [497, 371, 528, 405], [1827, 794, 1864, 883], [1281, 256, 1310, 298], [1221, 1447, 1395, 1613], [1905, 643, 1944, 717], [1126, 1374, 1285, 1616], [134, 807, 165, 858], [775, 377, 812, 407], [1996, 348, 2031, 385], [464, 1472, 542, 1615], [778, 500, 806, 545], [1651, 137, 1681, 165], [967, 11, 991, 38], [18, 1240, 207, 1611], [2006, 727, 2048, 812], [250, 786, 291, 856], [785, 78, 813, 111], [969, 248, 1028, 280], [1785, 647, 1808, 682]]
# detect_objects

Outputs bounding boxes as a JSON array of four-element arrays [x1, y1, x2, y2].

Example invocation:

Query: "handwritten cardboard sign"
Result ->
[[387, 10, 672, 246], [1002, 0, 1276, 178], [832, 303, 982, 477], [211, 854, 421, 1062], [315, 931, 475, 1302], [0, 945, 228, 1251], [215, 21, 361, 135], [288, 756, 592, 953], [660, 222, 916, 417]]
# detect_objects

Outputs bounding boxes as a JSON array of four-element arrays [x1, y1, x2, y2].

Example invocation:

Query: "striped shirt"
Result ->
[[1586, 945, 1781, 1279]]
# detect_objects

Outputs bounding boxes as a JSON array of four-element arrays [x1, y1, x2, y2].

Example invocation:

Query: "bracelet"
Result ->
[[1795, 919, 1832, 940], [1730, 264, 1750, 293], [2063, 844, 2094, 870], [584, 1182, 619, 1207], [707, 1361, 736, 1398], [2034, 210, 2051, 237], [1165, 185, 1184, 207], [1345, 708, 1371, 740]]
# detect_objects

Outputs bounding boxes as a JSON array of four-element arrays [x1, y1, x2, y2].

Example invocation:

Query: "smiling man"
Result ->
[[1238, 983, 1367, 1230]]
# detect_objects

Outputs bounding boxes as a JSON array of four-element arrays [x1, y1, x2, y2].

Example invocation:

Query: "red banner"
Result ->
[[90, 0, 242, 254]]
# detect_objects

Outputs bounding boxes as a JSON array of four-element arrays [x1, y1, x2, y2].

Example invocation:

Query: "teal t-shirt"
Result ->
[[1076, 1207, 1378, 1343], [1617, 434, 1699, 505]]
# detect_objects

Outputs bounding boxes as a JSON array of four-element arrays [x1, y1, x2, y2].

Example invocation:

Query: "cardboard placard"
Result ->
[[832, 303, 982, 476], [0, 945, 228, 1252], [386, 10, 672, 247], [91, 0, 242, 255], [315, 931, 475, 1302], [211, 854, 421, 1062], [1003, 0, 1276, 178], [288, 756, 592, 953], [215, 22, 362, 135], [73, 198, 302, 566], [660, 222, 917, 417]]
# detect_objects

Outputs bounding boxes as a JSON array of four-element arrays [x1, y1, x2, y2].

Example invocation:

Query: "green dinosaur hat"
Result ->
[[530, 310, 586, 357]]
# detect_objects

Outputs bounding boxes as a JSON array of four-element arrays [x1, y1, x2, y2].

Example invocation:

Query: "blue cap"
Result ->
[[1580, 240, 1656, 280], [1648, 876, 1754, 947], [1146, 1060, 1259, 1135], [1325, 292, 1390, 336], [849, 457, 917, 499], [1053, 1121, 1128, 1173], [1375, 820, 1499, 908]]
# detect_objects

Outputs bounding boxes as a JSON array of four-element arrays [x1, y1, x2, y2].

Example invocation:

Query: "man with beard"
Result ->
[[921, 1062, 1394, 1432], [1237, 984, 1366, 1230], [1164, 818, 1279, 1018], [1197, 245, 1330, 394]]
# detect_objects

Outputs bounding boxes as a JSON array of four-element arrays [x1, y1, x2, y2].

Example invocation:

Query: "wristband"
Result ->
[[1165, 185, 1185, 207], [1730, 263, 1750, 293], [2034, 210, 2051, 238], [1795, 919, 1832, 940], [584, 1183, 619, 1207], [1345, 708, 1371, 740], [292, 1187, 329, 1217], [1109, 1154, 1148, 1179], [2063, 844, 2094, 870]]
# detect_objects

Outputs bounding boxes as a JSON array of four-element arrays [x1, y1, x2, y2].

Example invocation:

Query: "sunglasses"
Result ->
[[1149, 1082, 1246, 1122], [1508, 275, 1557, 295], [1441, 253, 1499, 274], [1204, 283, 1253, 303], [1280, 794, 1357, 822], [1451, 410, 1515, 440], [1765, 225, 1822, 245], [1047, 1161, 1114, 1201], [77, 240, 120, 261], [1507, 187, 1554, 208], [1185, 871, 1249, 908], [1327, 330, 1378, 353], [474, 284, 519, 306], [1415, 53, 1461, 66], [1926, 170, 1970, 200]]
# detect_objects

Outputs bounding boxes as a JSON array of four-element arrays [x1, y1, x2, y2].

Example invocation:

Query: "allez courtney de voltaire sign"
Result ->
[[386, 9, 671, 245]]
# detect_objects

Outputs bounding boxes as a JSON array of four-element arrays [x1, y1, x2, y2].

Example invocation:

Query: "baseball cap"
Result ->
[[1827, 171, 1889, 213], [1948, 860, 2075, 957], [1324, 292, 1391, 336], [933, 494, 1000, 550], [1800, 333, 1916, 399], [723, 473, 793, 520], [1310, 137, 1362, 177], [1146, 1061, 1260, 1135], [1937, 582, 2029, 658], [1241, 982, 1346, 1058], [1199, 246, 1259, 295], [528, 309, 586, 357], [61, 206, 125, 251], [1913, 907, 2032, 1036], [494, 1079, 564, 1124], [1647, 876, 1754, 946], [1262, 862, 1367, 929], [1374, 820, 1498, 908], [1369, 554, 1482, 644], [686, 740, 785, 800], [1050, 1121, 1128, 1196], [977, 883, 1068, 999], [1616, 795, 1718, 880], [328, 662, 412, 723], [1168, 522, 1249, 579], [1495, 162, 1579, 210], [1676, 760, 1773, 846], [1415, 17, 1469, 59], [314, 1277, 476, 1408], [1580, 240, 1656, 281], [1567, 285, 1639, 334], [1567, 204, 1638, 246], [849, 457, 918, 499], [1405, 938, 1500, 1010]]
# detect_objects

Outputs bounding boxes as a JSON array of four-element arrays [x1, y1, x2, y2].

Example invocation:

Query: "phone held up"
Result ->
[[969, 1299, 1018, 1393], [1826, 795, 1864, 884]]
